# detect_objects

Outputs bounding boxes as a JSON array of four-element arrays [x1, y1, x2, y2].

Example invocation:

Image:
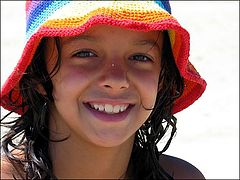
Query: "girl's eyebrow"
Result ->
[[62, 35, 101, 46], [62, 35, 161, 50], [133, 39, 161, 50]]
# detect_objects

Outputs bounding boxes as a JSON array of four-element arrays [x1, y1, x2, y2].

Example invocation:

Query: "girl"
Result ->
[[1, 1, 207, 179]]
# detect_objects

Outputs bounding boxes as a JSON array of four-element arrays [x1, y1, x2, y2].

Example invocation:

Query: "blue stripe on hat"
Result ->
[[26, 1, 172, 41], [154, 0, 171, 14], [26, 1, 70, 40]]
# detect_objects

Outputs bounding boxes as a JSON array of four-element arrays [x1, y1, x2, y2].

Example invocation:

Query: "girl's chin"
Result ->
[[86, 132, 135, 148]]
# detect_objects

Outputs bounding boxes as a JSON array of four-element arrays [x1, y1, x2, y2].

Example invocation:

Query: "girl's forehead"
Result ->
[[61, 25, 162, 44], [81, 24, 159, 34]]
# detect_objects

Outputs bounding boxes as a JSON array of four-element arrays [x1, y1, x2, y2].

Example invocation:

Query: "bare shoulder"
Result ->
[[1, 154, 24, 179], [1, 156, 15, 179], [159, 154, 205, 179]]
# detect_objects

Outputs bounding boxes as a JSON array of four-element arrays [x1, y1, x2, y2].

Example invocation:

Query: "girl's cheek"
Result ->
[[51, 65, 98, 100], [130, 69, 159, 106], [131, 66, 160, 88]]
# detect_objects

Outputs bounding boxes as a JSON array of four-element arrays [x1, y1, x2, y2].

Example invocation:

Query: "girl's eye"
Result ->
[[129, 54, 153, 62], [73, 50, 97, 58]]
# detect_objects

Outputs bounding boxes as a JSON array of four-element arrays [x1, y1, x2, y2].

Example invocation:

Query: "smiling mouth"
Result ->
[[84, 102, 134, 114], [87, 103, 131, 114], [83, 102, 135, 122]]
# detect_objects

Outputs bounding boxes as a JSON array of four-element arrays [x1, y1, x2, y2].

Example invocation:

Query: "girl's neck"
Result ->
[[49, 132, 134, 179]]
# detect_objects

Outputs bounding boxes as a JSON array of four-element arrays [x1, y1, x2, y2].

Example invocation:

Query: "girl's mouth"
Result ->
[[83, 102, 134, 122], [88, 103, 129, 114]]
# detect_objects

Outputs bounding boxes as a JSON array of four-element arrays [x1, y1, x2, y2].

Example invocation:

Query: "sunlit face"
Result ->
[[45, 25, 163, 147]]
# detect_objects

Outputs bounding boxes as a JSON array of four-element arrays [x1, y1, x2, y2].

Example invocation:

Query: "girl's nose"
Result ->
[[98, 63, 130, 92]]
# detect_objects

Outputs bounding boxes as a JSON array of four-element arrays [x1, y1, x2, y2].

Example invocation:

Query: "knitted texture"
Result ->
[[1, 0, 206, 115]]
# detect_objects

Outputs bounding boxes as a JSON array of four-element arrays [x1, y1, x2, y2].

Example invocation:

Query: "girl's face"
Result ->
[[45, 25, 163, 147]]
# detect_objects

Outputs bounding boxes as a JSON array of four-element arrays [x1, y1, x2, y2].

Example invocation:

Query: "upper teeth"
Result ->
[[90, 103, 129, 114]]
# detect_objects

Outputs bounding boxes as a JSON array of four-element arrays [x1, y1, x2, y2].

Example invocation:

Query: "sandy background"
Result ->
[[1, 1, 239, 179]]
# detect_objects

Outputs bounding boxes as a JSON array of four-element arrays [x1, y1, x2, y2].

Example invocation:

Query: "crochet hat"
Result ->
[[1, 1, 206, 115]]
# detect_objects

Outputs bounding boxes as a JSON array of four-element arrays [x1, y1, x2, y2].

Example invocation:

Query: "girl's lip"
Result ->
[[83, 103, 134, 122]]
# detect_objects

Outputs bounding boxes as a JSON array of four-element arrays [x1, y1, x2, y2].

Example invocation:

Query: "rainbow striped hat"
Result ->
[[1, 1, 206, 115]]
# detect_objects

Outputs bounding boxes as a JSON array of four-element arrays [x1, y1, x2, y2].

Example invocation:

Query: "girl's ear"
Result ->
[[36, 84, 47, 96]]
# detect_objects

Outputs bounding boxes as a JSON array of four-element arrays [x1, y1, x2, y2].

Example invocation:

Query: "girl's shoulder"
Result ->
[[1, 152, 204, 179], [1, 153, 25, 179], [159, 154, 205, 179], [1, 156, 16, 179]]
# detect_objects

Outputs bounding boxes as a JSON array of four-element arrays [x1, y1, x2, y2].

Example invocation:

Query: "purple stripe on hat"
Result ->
[[26, 1, 53, 32], [26, 1, 42, 17], [26, 1, 70, 40]]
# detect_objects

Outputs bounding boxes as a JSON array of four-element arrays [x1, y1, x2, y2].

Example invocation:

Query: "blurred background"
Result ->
[[1, 1, 239, 179]]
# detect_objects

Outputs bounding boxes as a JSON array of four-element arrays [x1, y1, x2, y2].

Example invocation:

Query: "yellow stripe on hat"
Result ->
[[46, 1, 168, 21], [43, 7, 172, 29]]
